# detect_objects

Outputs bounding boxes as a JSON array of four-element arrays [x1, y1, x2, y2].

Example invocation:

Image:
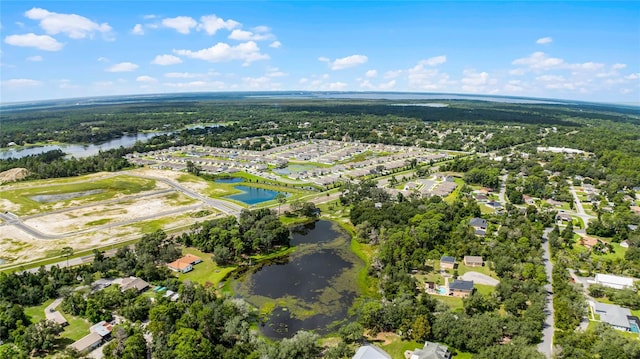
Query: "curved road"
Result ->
[[1, 173, 244, 241], [538, 227, 555, 358]]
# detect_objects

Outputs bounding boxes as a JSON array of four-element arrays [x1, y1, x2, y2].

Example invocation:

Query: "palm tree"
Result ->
[[275, 193, 286, 215], [61, 246, 73, 268]]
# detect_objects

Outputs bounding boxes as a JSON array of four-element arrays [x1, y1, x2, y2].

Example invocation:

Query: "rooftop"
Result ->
[[449, 280, 474, 292], [440, 256, 456, 264]]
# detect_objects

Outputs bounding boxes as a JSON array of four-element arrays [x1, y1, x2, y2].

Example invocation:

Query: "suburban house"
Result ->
[[119, 276, 150, 293], [352, 345, 392, 359], [69, 321, 113, 353], [463, 256, 484, 267], [469, 217, 487, 236], [167, 254, 202, 273], [408, 341, 451, 359], [620, 240, 630, 248], [469, 217, 487, 231], [440, 256, 456, 270], [449, 280, 474, 298], [556, 213, 573, 223], [46, 309, 68, 326], [594, 273, 636, 290], [591, 301, 640, 333]]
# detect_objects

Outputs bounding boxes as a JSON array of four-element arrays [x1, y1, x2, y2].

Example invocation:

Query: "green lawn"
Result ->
[[176, 247, 237, 286], [24, 299, 90, 342], [599, 243, 628, 260], [24, 299, 53, 323], [475, 284, 495, 295], [380, 337, 472, 359]]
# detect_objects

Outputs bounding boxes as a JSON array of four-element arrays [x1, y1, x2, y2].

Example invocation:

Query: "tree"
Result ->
[[61, 246, 74, 268], [339, 322, 363, 344], [19, 320, 63, 356], [169, 327, 214, 359], [274, 193, 286, 215], [411, 314, 431, 342]]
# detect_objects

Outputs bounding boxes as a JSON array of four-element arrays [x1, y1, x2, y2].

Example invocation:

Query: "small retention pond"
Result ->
[[232, 220, 363, 339], [30, 189, 105, 203], [225, 185, 282, 205]]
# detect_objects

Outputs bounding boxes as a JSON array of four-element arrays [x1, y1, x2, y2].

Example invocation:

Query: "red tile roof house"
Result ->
[[167, 254, 202, 273]]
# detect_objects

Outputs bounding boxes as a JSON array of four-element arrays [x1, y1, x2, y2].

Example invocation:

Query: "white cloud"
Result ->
[[266, 67, 287, 77], [174, 41, 269, 66], [328, 82, 348, 90], [626, 73, 640, 80], [299, 78, 308, 84], [384, 70, 403, 79], [2, 78, 42, 87], [162, 16, 197, 34], [407, 60, 454, 90], [513, 52, 564, 71], [536, 37, 553, 45], [25, 7, 112, 39], [4, 33, 63, 51], [164, 80, 226, 89], [269, 41, 281, 48], [198, 15, 239, 35], [461, 69, 497, 93], [136, 75, 157, 82], [504, 80, 524, 92], [143, 14, 157, 20], [378, 80, 396, 90], [151, 54, 182, 65], [26, 55, 43, 62], [165, 72, 200, 78], [612, 63, 627, 70], [131, 24, 144, 35], [97, 57, 109, 62], [512, 52, 603, 73], [509, 68, 526, 75], [365, 69, 377, 78], [328, 54, 368, 70], [228, 29, 272, 41], [106, 62, 138, 72], [421, 55, 447, 66], [318, 57, 330, 63], [242, 76, 280, 90]]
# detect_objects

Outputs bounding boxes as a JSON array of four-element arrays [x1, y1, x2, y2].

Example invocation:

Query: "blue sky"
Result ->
[[1, 1, 639, 103]]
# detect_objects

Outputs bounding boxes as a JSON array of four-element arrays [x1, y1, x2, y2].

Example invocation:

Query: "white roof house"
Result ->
[[594, 274, 636, 290], [353, 345, 392, 359]]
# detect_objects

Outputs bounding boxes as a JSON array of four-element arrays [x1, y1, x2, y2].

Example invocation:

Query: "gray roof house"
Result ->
[[353, 345, 392, 359], [592, 301, 639, 332], [409, 341, 451, 359], [469, 217, 487, 230]]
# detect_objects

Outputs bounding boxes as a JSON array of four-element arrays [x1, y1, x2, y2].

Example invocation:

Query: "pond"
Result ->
[[30, 189, 105, 203], [225, 185, 283, 205], [272, 164, 317, 176], [214, 177, 245, 184], [232, 220, 363, 339], [0, 132, 165, 160]]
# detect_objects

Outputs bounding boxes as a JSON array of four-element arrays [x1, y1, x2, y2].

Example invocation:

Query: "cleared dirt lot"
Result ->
[[0, 170, 225, 268]]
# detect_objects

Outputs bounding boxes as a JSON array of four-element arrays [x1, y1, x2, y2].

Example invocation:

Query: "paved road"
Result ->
[[538, 227, 555, 359], [130, 174, 243, 216], [568, 184, 593, 229], [498, 174, 508, 205]]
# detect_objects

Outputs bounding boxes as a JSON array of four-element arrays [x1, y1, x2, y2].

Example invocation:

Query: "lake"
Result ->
[[232, 220, 363, 339], [0, 132, 164, 160], [215, 177, 245, 184], [225, 185, 283, 205]]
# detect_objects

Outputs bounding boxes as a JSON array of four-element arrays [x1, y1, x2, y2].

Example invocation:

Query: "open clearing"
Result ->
[[0, 169, 234, 268]]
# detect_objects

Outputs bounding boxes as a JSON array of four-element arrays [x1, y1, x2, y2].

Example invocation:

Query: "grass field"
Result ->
[[24, 299, 91, 342], [1, 174, 157, 215], [176, 247, 237, 286]]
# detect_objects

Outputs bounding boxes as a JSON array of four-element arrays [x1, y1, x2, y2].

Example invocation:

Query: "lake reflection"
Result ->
[[232, 220, 363, 339]]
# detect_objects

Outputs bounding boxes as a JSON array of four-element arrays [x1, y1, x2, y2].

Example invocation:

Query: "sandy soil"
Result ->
[[0, 168, 29, 184], [23, 192, 195, 234]]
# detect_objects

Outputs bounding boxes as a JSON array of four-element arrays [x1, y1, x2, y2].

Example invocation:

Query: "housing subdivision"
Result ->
[[126, 139, 456, 190]]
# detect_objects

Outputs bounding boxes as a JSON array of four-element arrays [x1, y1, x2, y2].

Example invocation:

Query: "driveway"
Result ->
[[460, 271, 499, 286], [538, 228, 555, 359]]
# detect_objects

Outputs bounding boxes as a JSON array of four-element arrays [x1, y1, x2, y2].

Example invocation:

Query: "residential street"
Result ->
[[538, 227, 555, 359]]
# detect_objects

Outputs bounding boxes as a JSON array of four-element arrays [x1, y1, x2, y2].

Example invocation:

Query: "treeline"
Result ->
[[344, 181, 551, 356], [179, 209, 290, 265]]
